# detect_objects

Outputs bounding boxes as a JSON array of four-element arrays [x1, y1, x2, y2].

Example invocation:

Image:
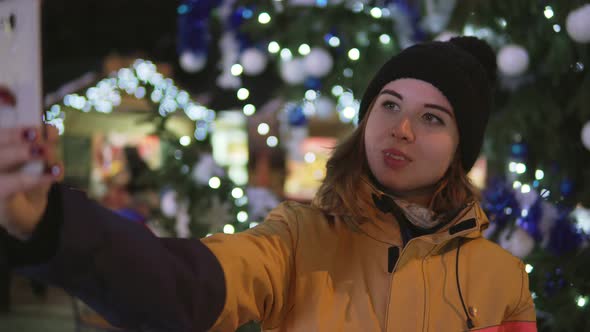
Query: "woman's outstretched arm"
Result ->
[[2, 184, 225, 332]]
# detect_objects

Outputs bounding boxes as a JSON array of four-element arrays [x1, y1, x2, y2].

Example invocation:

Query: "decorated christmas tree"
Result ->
[[174, 1, 589, 331]]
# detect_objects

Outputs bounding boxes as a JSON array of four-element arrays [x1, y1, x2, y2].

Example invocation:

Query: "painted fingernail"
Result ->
[[22, 128, 38, 142], [30, 145, 45, 157]]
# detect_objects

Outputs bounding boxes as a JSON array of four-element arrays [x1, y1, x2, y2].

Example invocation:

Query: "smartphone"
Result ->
[[0, 0, 44, 175]]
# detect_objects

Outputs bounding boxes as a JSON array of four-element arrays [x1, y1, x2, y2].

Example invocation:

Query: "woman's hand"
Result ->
[[0, 125, 62, 240]]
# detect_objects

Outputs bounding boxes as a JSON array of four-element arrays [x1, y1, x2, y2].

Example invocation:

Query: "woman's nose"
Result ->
[[391, 116, 415, 142]]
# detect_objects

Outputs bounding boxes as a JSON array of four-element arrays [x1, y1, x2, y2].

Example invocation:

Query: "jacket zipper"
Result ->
[[384, 240, 416, 332], [384, 255, 395, 332], [421, 243, 447, 332]]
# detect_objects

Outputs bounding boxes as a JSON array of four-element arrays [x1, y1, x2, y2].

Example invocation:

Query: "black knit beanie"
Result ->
[[358, 36, 497, 172]]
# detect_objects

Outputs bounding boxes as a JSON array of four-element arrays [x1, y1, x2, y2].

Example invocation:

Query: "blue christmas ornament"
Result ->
[[182, 0, 222, 20], [559, 178, 574, 197], [304, 77, 322, 90], [177, 0, 223, 55], [516, 197, 543, 241], [288, 105, 307, 127], [384, 0, 427, 42], [547, 205, 583, 256], [510, 142, 528, 159], [230, 7, 246, 29], [227, 7, 252, 51], [481, 177, 521, 228], [316, 0, 328, 7]]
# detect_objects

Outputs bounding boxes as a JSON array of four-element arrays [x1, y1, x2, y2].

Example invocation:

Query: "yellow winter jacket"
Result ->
[[202, 196, 537, 331]]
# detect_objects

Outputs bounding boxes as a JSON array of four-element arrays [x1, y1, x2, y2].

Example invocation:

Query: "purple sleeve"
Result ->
[[1, 184, 226, 332]]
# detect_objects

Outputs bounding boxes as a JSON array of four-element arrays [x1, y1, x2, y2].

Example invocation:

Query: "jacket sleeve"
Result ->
[[202, 202, 299, 331], [0, 184, 225, 332], [504, 261, 537, 328]]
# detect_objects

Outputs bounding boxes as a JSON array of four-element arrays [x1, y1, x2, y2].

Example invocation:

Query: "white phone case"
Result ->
[[0, 0, 44, 175]]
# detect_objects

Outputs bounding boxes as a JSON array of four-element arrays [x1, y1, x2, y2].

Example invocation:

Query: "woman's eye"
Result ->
[[382, 101, 399, 111], [423, 113, 444, 125]]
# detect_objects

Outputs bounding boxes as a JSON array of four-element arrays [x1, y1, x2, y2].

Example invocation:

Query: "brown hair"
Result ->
[[312, 102, 480, 226]]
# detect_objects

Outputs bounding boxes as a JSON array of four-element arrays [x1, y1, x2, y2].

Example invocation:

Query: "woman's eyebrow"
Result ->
[[379, 89, 403, 100], [424, 103, 453, 118]]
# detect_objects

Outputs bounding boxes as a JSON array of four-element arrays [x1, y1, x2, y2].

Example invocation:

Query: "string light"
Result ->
[[515, 163, 526, 174], [370, 7, 382, 19], [525, 264, 534, 273], [209, 177, 221, 189], [305, 90, 317, 101], [535, 170, 545, 180], [231, 64, 243, 76], [237, 211, 248, 223], [298, 44, 311, 55], [280, 49, 293, 61], [237, 88, 250, 100], [231, 188, 244, 199], [331, 85, 344, 96], [348, 48, 360, 61], [544, 6, 554, 19], [266, 136, 279, 147], [328, 36, 341, 47], [258, 12, 271, 24], [243, 104, 256, 116], [223, 224, 236, 234], [342, 106, 356, 120], [268, 41, 280, 53], [45, 59, 216, 136], [179, 136, 191, 146], [257, 123, 270, 135], [379, 34, 391, 44]]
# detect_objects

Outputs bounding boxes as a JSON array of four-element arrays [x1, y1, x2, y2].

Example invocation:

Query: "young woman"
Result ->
[[0, 36, 536, 331]]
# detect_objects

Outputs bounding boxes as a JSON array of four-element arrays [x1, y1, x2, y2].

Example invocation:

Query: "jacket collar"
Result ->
[[353, 177, 489, 246]]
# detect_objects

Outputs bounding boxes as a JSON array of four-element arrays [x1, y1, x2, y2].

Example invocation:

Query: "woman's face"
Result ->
[[364, 78, 459, 205]]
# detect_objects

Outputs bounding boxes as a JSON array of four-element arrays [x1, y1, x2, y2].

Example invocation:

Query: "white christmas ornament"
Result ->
[[179, 51, 207, 73], [566, 5, 590, 43], [217, 32, 242, 89], [539, 201, 558, 248], [175, 203, 191, 238], [303, 48, 334, 78], [288, 0, 316, 7], [514, 189, 539, 210], [246, 187, 281, 222], [280, 59, 306, 85], [571, 205, 590, 234], [497, 44, 529, 76], [499, 227, 535, 258], [581, 121, 590, 151], [240, 48, 268, 75], [192, 154, 225, 185], [434, 31, 459, 41], [216, 72, 241, 89], [315, 96, 336, 119], [160, 190, 178, 218]]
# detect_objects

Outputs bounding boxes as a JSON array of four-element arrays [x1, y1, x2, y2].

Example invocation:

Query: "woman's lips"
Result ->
[[382, 148, 412, 169]]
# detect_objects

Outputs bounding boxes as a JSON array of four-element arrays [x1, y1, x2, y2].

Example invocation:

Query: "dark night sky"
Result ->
[[41, 0, 276, 109]]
